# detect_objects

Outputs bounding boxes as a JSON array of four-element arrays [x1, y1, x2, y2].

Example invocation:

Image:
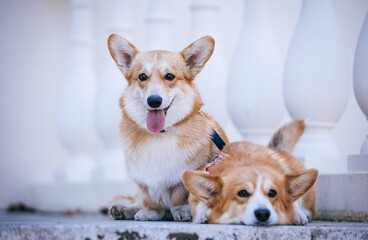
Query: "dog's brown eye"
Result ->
[[139, 73, 148, 81], [268, 190, 277, 198], [164, 73, 175, 81], [237, 190, 250, 198]]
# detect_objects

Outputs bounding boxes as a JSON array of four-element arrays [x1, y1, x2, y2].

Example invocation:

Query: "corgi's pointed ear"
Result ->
[[181, 36, 215, 78], [182, 170, 223, 203], [285, 168, 318, 201], [268, 120, 306, 153], [108, 34, 138, 75]]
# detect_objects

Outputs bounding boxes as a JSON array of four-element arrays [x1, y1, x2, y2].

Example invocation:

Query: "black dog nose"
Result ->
[[147, 95, 162, 108], [254, 209, 270, 222]]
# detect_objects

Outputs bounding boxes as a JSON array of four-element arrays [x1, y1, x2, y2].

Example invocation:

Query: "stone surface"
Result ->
[[0, 212, 367, 240], [348, 154, 368, 172], [315, 173, 368, 221]]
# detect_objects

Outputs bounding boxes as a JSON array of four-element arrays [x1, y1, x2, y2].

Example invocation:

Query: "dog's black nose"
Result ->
[[254, 209, 270, 222], [147, 95, 162, 108]]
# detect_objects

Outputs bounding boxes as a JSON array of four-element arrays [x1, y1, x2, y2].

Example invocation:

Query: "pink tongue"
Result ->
[[146, 110, 165, 133]]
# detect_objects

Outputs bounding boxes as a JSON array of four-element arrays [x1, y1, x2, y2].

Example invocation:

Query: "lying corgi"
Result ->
[[183, 120, 318, 225], [107, 34, 228, 221]]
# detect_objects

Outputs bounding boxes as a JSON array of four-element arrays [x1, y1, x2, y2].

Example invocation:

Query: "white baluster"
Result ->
[[227, 0, 285, 145], [190, 0, 233, 136], [191, 0, 219, 40], [283, 0, 349, 173], [57, 0, 99, 182], [145, 0, 173, 50], [94, 0, 134, 181], [348, 13, 368, 172], [109, 0, 134, 41]]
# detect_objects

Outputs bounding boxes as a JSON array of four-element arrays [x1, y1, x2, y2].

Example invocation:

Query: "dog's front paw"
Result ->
[[302, 208, 313, 222], [109, 205, 141, 220], [193, 215, 209, 224], [109, 205, 125, 220], [108, 197, 140, 220], [292, 202, 310, 225], [134, 209, 164, 221], [170, 205, 192, 222], [293, 211, 308, 225], [193, 202, 210, 224]]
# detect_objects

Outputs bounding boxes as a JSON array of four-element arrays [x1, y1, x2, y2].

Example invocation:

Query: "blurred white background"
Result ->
[[0, 0, 367, 211]]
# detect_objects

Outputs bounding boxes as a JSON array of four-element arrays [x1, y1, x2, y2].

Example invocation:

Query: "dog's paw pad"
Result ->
[[171, 205, 192, 222], [134, 209, 164, 221]]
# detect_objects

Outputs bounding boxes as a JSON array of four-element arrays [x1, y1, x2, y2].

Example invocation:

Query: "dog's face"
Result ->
[[108, 34, 214, 133], [183, 143, 318, 225]]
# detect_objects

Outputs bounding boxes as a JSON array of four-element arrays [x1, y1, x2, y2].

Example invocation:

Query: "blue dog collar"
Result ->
[[211, 129, 225, 151]]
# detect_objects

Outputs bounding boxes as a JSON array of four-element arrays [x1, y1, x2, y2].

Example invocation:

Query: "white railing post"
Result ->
[[145, 0, 173, 50], [190, 0, 232, 134], [108, 0, 134, 41], [94, 0, 134, 181], [348, 13, 368, 172], [283, 0, 349, 173], [227, 0, 285, 145], [57, 0, 99, 182]]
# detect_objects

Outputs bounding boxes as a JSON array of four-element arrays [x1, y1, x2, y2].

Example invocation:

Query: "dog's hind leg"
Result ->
[[169, 183, 192, 222], [109, 194, 142, 220]]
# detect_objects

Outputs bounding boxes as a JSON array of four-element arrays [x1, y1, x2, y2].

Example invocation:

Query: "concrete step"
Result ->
[[0, 212, 367, 240]]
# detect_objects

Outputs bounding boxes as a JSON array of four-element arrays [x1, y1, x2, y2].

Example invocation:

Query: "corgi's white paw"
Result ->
[[193, 215, 209, 224], [170, 205, 192, 222], [293, 210, 308, 225], [193, 202, 210, 224], [302, 208, 313, 222], [134, 209, 164, 221], [292, 202, 310, 225]]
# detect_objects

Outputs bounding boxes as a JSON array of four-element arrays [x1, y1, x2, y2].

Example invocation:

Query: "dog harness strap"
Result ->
[[199, 110, 226, 151], [211, 129, 226, 151]]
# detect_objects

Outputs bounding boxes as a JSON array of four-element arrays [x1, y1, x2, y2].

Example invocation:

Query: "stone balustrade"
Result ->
[[283, 0, 350, 173], [57, 0, 99, 182], [33, 0, 368, 212], [348, 12, 368, 172]]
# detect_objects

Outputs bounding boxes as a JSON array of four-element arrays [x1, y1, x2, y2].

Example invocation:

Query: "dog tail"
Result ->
[[268, 120, 306, 153]]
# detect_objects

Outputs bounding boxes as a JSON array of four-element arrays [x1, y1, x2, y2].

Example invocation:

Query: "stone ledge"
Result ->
[[0, 212, 367, 240]]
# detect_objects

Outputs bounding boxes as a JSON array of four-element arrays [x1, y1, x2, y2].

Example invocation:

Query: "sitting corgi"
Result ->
[[107, 34, 228, 221], [183, 120, 318, 225]]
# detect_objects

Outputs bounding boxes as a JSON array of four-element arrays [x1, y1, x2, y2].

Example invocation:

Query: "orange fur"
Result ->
[[183, 120, 318, 225], [107, 34, 228, 221]]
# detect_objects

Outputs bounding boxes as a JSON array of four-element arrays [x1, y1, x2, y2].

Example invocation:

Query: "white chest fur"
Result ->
[[123, 131, 208, 207]]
